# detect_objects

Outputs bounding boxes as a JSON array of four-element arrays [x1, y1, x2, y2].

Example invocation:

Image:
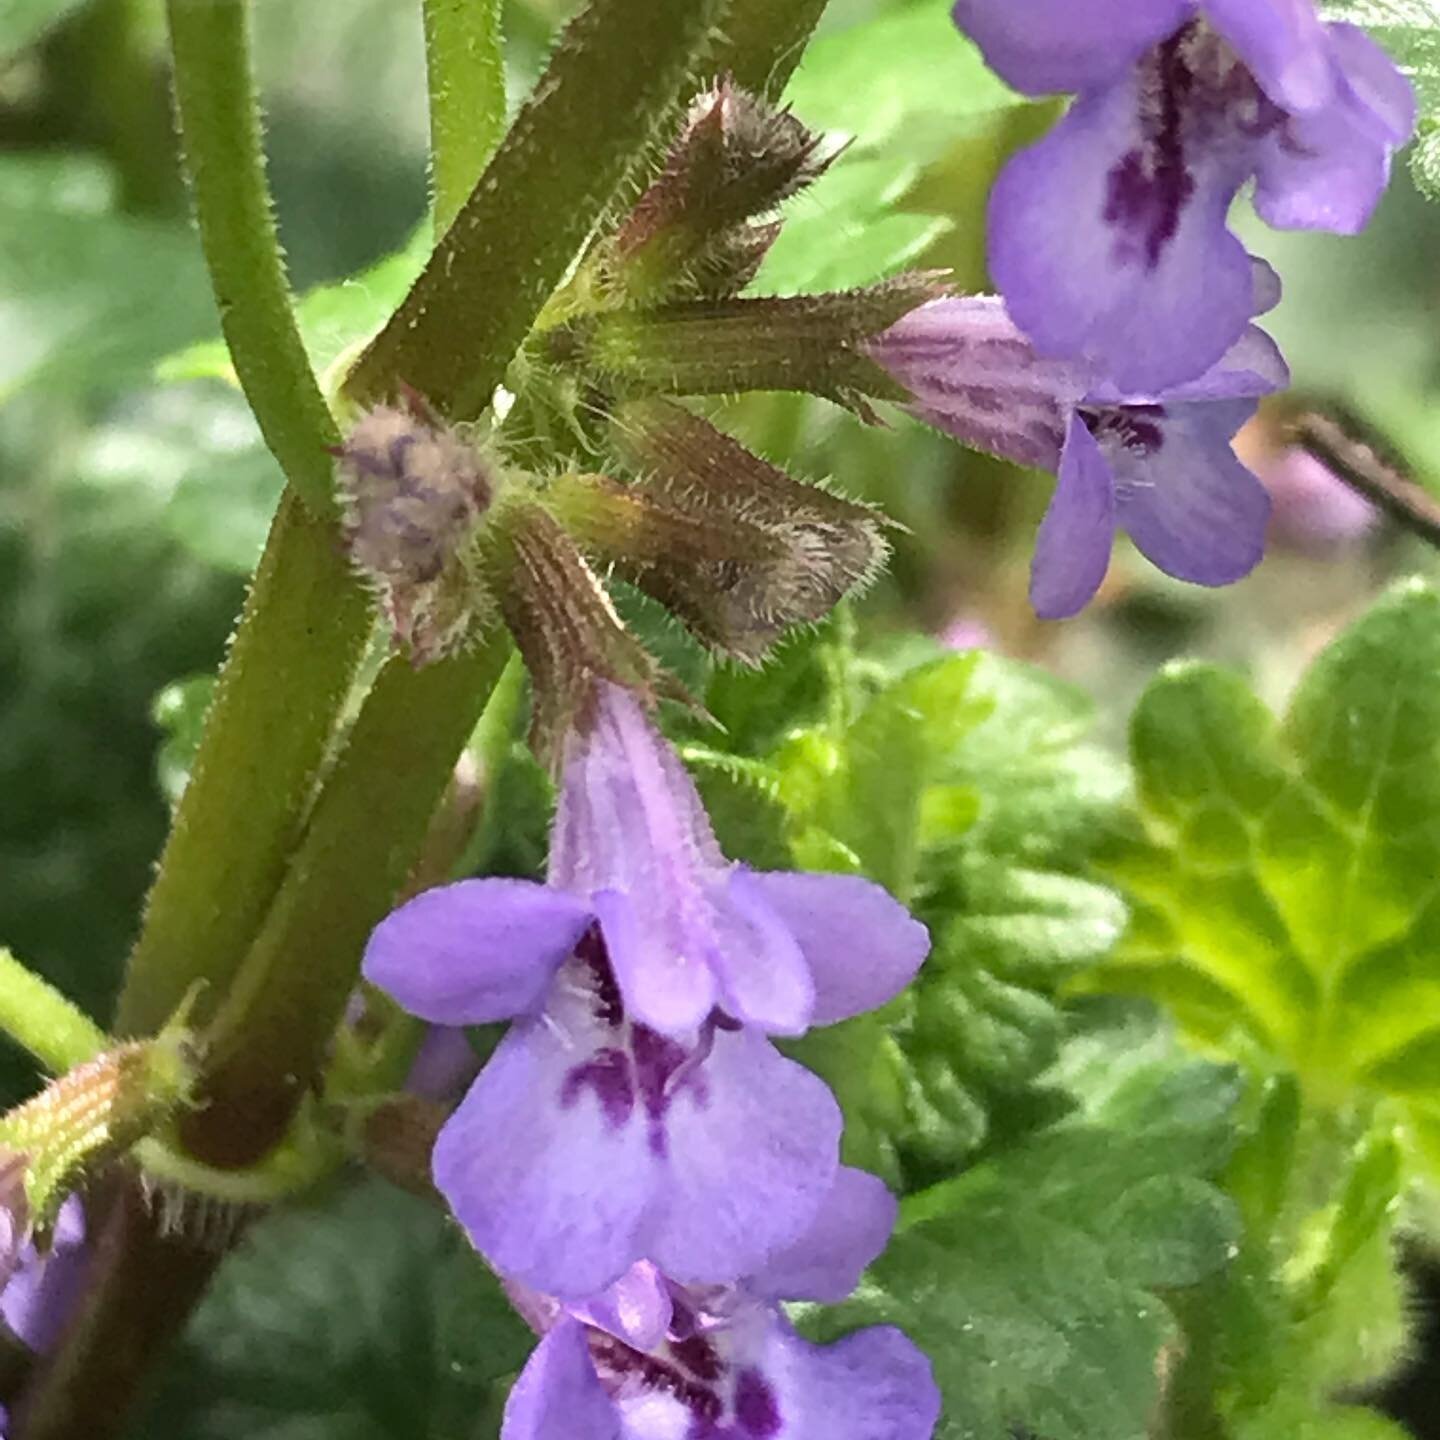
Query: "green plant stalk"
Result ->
[[344, 0, 729, 416], [0, 949, 107, 1075], [424, 0, 507, 234], [166, 0, 342, 513], [116, 496, 371, 1037], [184, 632, 514, 1169], [713, 0, 831, 98], [119, 0, 376, 1036]]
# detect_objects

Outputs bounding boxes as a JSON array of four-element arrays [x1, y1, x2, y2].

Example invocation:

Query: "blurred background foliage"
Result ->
[[4, 0, 1440, 1435]]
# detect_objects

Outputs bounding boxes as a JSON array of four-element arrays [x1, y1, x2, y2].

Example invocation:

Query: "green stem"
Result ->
[[183, 633, 514, 1169], [116, 495, 371, 1037], [344, 0, 729, 417], [166, 0, 341, 512], [713, 0, 831, 99], [0, 950, 106, 1075], [424, 0, 507, 234]]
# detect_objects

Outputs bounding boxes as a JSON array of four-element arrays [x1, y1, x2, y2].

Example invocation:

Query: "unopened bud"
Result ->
[[490, 503, 667, 762], [333, 393, 498, 665], [595, 400, 887, 659], [0, 1030, 198, 1239], [604, 79, 832, 303]]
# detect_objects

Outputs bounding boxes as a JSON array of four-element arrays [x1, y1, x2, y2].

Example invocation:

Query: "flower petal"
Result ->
[[740, 871, 929, 1026], [989, 63, 1256, 391], [767, 1320, 943, 1440], [593, 887, 718, 1036], [711, 869, 817, 1036], [433, 1005, 654, 1300], [1203, 0, 1335, 112], [1254, 23, 1417, 234], [750, 1167, 898, 1304], [1109, 403, 1271, 585], [573, 1262, 674, 1353], [649, 1028, 842, 1288], [950, 0, 1192, 96], [502, 1320, 620, 1440], [363, 879, 593, 1025], [866, 296, 1082, 471], [404, 1025, 482, 1102], [1029, 414, 1117, 620]]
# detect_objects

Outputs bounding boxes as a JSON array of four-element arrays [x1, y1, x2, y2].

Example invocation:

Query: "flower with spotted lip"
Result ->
[[501, 1167, 941, 1440], [868, 294, 1290, 617], [363, 682, 930, 1299], [950, 0, 1415, 391]]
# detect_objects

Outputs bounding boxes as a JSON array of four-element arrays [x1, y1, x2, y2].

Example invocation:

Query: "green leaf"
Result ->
[[1321, 1, 1440, 194], [1090, 581, 1440, 1136], [0, 155, 217, 399], [131, 1180, 534, 1439], [0, 0, 88, 57], [808, 1058, 1241, 1440]]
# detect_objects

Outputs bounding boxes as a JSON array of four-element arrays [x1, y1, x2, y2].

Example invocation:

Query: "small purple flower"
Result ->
[[500, 1167, 941, 1440], [1259, 445, 1377, 553], [951, 2, 1415, 390], [363, 683, 930, 1298], [869, 294, 1289, 617], [1, 1194, 88, 1356]]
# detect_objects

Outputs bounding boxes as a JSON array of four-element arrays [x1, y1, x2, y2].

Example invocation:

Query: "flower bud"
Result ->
[[556, 401, 885, 660], [605, 79, 832, 303], [333, 394, 498, 665], [0, 1030, 197, 1239]]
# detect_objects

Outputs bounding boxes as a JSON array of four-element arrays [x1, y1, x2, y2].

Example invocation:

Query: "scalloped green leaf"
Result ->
[[1090, 580, 1440, 1135]]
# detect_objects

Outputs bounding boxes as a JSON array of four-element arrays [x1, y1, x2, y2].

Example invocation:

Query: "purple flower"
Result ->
[[951, 2, 1414, 390], [869, 294, 1289, 617], [363, 683, 930, 1298], [500, 1167, 941, 1440], [1, 1195, 88, 1356], [1258, 445, 1377, 553]]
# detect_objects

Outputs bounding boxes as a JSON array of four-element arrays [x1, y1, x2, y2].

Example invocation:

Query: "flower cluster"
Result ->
[[883, 0, 1415, 614], [364, 681, 940, 1437]]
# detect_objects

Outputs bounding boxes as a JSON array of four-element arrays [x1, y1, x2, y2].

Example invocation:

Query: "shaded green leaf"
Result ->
[[808, 1058, 1240, 1440], [132, 1180, 533, 1439]]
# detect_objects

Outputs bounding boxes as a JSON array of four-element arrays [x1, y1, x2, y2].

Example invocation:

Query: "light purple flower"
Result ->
[[363, 683, 930, 1298], [952, 2, 1415, 390], [1, 1195, 88, 1356], [1259, 445, 1377, 553], [501, 1167, 940, 1440], [869, 294, 1289, 617]]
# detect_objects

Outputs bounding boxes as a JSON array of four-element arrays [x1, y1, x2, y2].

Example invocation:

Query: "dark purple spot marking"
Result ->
[[671, 1333, 723, 1383], [562, 1047, 634, 1129], [576, 926, 626, 1028], [1086, 405, 1166, 456], [733, 1369, 782, 1438], [590, 1333, 724, 1425], [1103, 32, 1197, 269], [633, 1025, 706, 1157]]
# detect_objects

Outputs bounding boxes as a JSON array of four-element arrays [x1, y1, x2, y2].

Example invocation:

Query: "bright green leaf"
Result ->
[[1091, 580, 1440, 1147]]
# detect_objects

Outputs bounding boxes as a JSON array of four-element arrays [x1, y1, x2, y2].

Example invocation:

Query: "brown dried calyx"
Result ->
[[603, 78, 835, 304], [554, 400, 887, 663]]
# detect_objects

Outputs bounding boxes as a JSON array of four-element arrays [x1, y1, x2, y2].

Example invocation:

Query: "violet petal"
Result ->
[[740, 871, 930, 1026], [1029, 414, 1118, 620], [362, 878, 593, 1025], [501, 1319, 621, 1440], [1203, 0, 1335, 113]]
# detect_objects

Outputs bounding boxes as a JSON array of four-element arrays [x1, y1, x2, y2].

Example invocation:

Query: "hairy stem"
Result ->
[[344, 0, 729, 416], [0, 949, 107, 1075], [166, 0, 342, 513], [424, 0, 507, 234], [184, 633, 514, 1169]]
